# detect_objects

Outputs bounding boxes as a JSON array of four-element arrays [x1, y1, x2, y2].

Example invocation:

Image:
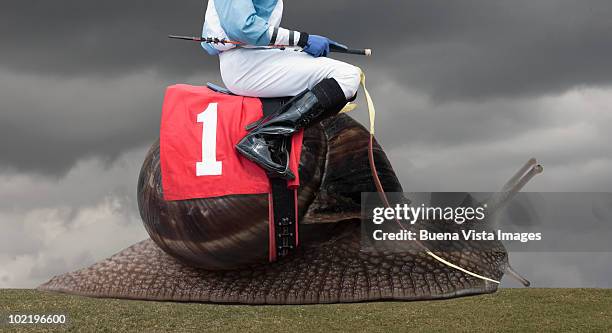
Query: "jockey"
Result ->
[[202, 0, 362, 179]]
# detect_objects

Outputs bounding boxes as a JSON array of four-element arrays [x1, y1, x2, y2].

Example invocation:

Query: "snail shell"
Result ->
[[137, 114, 403, 270]]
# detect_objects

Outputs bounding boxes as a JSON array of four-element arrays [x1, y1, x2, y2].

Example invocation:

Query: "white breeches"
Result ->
[[219, 47, 361, 99]]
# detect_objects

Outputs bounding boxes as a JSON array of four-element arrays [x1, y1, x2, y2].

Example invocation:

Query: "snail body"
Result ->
[[39, 115, 512, 304]]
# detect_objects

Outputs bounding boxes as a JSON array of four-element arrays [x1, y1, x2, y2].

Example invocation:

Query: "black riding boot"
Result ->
[[236, 78, 347, 179]]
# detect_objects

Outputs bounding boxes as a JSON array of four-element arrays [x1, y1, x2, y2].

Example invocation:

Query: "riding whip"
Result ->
[[168, 35, 372, 56]]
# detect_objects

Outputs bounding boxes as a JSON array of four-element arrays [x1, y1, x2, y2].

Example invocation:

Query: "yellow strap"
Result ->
[[357, 67, 500, 284], [359, 69, 377, 135], [426, 251, 500, 284], [339, 103, 358, 114]]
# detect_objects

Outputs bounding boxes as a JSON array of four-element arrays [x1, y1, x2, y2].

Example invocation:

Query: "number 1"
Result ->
[[196, 103, 222, 176]]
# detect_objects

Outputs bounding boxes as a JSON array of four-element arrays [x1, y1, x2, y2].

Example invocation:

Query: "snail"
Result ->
[[38, 114, 537, 304]]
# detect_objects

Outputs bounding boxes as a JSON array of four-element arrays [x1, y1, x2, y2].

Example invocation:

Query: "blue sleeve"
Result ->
[[213, 0, 271, 46]]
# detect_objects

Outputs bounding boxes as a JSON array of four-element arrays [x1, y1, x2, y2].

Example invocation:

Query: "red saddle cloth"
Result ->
[[160, 84, 303, 201]]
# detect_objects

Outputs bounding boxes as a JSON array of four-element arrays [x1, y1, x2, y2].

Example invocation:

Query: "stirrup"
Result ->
[[267, 138, 295, 179], [267, 147, 294, 180]]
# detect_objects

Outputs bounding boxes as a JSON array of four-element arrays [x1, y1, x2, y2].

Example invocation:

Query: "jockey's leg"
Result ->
[[222, 48, 361, 179], [219, 48, 361, 99]]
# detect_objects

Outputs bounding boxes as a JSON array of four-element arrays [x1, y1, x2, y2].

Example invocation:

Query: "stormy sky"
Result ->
[[1, 0, 611, 288]]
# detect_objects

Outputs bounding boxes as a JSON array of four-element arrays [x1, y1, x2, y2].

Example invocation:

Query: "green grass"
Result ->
[[0, 289, 610, 332]]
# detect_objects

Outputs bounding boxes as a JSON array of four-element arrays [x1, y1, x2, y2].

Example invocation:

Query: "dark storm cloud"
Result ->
[[0, 0, 213, 77], [1, 0, 612, 175], [2, 0, 612, 97], [290, 0, 612, 100], [0, 70, 161, 175]]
